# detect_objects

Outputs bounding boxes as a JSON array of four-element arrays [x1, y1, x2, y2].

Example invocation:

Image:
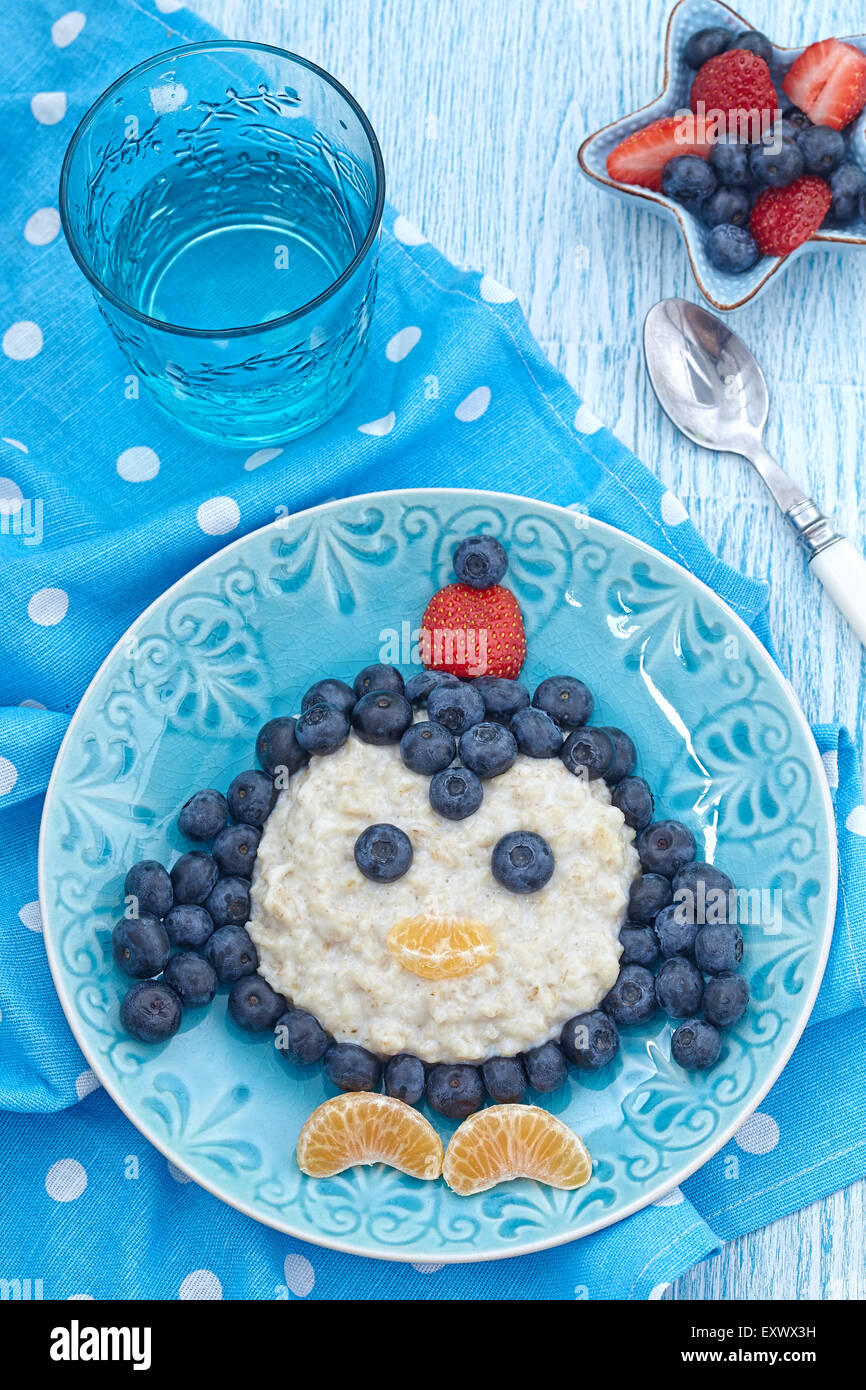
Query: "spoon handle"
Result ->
[[785, 499, 866, 648]]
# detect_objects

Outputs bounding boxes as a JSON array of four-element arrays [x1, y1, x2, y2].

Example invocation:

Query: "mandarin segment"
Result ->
[[442, 1104, 592, 1196], [296, 1092, 443, 1180], [387, 914, 497, 979]]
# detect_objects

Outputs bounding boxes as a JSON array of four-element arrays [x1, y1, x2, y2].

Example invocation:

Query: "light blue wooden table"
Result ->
[[190, 0, 864, 1299]]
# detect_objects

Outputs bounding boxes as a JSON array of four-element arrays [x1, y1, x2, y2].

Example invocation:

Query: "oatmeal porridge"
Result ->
[[248, 731, 638, 1062]]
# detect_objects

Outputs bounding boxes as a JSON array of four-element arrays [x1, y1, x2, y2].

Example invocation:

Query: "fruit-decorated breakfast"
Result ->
[[110, 534, 748, 1191]]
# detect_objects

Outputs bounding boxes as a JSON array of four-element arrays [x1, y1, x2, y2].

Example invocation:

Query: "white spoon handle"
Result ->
[[810, 537, 866, 649]]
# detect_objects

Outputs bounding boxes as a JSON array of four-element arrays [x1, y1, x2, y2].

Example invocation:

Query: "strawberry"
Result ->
[[606, 115, 713, 192], [749, 176, 832, 256], [782, 38, 866, 131], [690, 49, 778, 134], [420, 583, 526, 680]]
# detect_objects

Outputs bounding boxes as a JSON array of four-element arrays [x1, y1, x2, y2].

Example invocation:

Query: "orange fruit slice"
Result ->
[[443, 1104, 592, 1196], [387, 914, 496, 979], [296, 1092, 443, 1180]]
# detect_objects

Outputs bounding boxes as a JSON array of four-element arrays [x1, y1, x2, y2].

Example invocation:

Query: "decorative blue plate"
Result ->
[[39, 489, 836, 1262], [578, 0, 866, 313]]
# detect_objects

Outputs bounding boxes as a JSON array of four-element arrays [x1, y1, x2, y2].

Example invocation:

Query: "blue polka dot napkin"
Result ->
[[1, 0, 864, 1300]]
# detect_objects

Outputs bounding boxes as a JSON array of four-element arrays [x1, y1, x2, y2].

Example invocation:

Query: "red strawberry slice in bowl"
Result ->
[[690, 49, 779, 135], [420, 583, 526, 680], [605, 115, 713, 193], [783, 38, 866, 131], [749, 176, 833, 257]]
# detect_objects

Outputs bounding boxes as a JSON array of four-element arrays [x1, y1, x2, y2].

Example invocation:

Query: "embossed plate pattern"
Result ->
[[39, 490, 836, 1261]]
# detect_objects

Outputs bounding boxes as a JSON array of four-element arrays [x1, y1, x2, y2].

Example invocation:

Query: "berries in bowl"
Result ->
[[578, 0, 866, 311]]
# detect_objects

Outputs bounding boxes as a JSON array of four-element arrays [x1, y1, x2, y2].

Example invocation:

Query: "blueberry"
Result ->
[[732, 29, 772, 64], [205, 875, 251, 928], [662, 154, 717, 206], [472, 675, 530, 723], [120, 980, 182, 1043], [673, 860, 735, 897], [619, 924, 660, 967], [532, 675, 593, 729], [324, 1042, 383, 1092], [354, 824, 413, 883], [295, 701, 351, 755], [426, 682, 485, 735], [598, 727, 636, 785], [655, 957, 704, 1019], [213, 824, 261, 879], [694, 922, 744, 975], [458, 721, 518, 778], [111, 915, 170, 979], [170, 851, 219, 906], [384, 1052, 426, 1105], [782, 105, 812, 133], [673, 861, 734, 924], [177, 789, 228, 842], [481, 1055, 528, 1103], [706, 224, 760, 273], [164, 903, 214, 950], [702, 971, 750, 1028], [561, 727, 614, 781], [611, 776, 654, 831], [163, 951, 218, 1008], [353, 663, 404, 698], [628, 872, 673, 924], [709, 138, 752, 187], [275, 1008, 329, 1064], [749, 138, 803, 188], [602, 964, 656, 1026], [228, 974, 286, 1032], [636, 820, 696, 878], [671, 1019, 722, 1070], [351, 690, 414, 744], [453, 534, 508, 588], [426, 1063, 484, 1119], [522, 1040, 567, 1093], [124, 860, 173, 919], [684, 26, 731, 68], [204, 924, 258, 983], [701, 186, 751, 228], [226, 769, 277, 827], [492, 830, 554, 893], [404, 670, 461, 706], [560, 1009, 619, 1068], [509, 707, 562, 758], [429, 767, 483, 820], [255, 716, 308, 778], [654, 903, 699, 960], [828, 162, 866, 223], [400, 720, 456, 774], [301, 677, 356, 719], [797, 124, 846, 175]]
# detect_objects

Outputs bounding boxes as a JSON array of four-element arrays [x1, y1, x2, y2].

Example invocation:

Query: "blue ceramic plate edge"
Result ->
[[37, 486, 838, 1263]]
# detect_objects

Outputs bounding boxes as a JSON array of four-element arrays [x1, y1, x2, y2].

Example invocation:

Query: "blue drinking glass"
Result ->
[[59, 42, 385, 447]]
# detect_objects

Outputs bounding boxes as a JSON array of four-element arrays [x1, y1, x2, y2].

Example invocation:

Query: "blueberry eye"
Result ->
[[354, 823, 413, 883], [491, 831, 554, 893]]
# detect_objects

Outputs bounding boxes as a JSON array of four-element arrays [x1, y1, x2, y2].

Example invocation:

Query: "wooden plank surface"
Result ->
[[189, 0, 864, 1299]]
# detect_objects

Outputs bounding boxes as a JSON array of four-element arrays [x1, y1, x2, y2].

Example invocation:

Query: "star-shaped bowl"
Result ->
[[578, 0, 866, 311]]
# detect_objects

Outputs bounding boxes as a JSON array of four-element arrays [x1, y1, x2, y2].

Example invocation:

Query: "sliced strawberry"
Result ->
[[606, 115, 713, 192], [420, 584, 526, 680], [782, 38, 866, 130], [690, 49, 779, 136], [749, 176, 832, 256]]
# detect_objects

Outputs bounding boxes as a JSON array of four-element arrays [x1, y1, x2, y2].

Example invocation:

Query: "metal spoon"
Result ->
[[644, 297, 866, 648]]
